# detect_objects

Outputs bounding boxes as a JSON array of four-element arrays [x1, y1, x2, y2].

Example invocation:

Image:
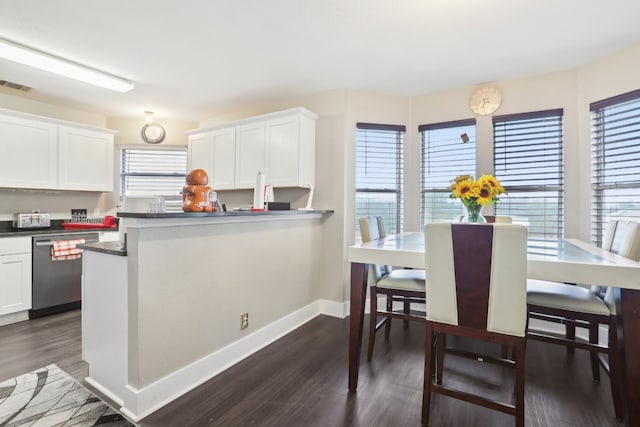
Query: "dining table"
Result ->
[[348, 231, 640, 427]]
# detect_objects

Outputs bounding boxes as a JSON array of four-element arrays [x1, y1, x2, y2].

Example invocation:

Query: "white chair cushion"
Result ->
[[527, 279, 610, 316], [377, 269, 425, 292]]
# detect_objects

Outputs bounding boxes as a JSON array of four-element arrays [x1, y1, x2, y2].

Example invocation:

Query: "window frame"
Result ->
[[419, 118, 477, 226], [355, 122, 405, 238], [119, 145, 188, 202], [493, 109, 565, 238], [590, 89, 640, 246]]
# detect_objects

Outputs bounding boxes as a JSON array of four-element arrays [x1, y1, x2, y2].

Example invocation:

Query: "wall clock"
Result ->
[[469, 86, 502, 116], [141, 122, 166, 144]]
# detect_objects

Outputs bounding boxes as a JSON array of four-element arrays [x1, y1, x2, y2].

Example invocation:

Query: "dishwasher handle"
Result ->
[[35, 239, 99, 247]]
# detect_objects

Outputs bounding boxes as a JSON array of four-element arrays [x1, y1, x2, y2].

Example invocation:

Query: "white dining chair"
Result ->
[[423, 223, 528, 427], [527, 219, 640, 421], [358, 216, 426, 361]]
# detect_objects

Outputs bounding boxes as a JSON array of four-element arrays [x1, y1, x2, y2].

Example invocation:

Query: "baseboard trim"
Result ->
[[119, 299, 340, 421], [0, 310, 28, 327], [85, 376, 124, 407]]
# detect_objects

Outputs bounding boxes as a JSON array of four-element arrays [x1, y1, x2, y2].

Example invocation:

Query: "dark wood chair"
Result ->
[[422, 223, 528, 427], [358, 216, 425, 361], [527, 219, 640, 421]]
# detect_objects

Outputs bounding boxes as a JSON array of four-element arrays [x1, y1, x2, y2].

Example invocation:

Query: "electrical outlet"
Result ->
[[240, 313, 249, 330]]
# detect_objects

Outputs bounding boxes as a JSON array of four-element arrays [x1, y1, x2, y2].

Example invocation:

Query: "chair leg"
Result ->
[[514, 339, 526, 427], [566, 321, 576, 355], [436, 333, 445, 385], [384, 295, 392, 340], [589, 322, 601, 382], [422, 322, 435, 426], [403, 299, 410, 327], [608, 318, 624, 421], [367, 286, 378, 361]]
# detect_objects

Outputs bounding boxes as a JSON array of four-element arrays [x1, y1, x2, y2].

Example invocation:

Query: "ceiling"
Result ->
[[1, 0, 639, 121]]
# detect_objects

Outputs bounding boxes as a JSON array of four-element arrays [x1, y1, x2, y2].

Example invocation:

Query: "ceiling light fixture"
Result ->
[[0, 37, 134, 93]]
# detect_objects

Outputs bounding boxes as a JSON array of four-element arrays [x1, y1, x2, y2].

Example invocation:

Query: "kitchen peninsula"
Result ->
[[81, 209, 332, 421]]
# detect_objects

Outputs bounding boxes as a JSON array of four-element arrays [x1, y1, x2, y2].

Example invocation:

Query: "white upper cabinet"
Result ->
[[0, 114, 58, 189], [210, 127, 236, 189], [235, 121, 266, 189], [188, 128, 237, 189], [186, 107, 316, 190], [187, 132, 211, 172], [266, 112, 315, 188], [0, 109, 116, 192], [58, 126, 114, 191]]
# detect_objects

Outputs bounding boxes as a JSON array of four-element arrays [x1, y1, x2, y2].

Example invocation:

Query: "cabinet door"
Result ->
[[210, 127, 236, 190], [58, 126, 114, 191], [187, 132, 212, 173], [0, 114, 58, 189], [235, 122, 266, 189], [0, 253, 31, 316], [266, 116, 300, 187]]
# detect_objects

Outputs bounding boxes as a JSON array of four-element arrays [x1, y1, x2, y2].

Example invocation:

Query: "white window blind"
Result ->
[[591, 89, 640, 247], [419, 119, 476, 225], [120, 148, 187, 201], [493, 109, 564, 238], [355, 123, 405, 238]]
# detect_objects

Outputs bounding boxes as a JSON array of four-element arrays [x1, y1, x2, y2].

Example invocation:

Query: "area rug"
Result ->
[[0, 364, 134, 426]]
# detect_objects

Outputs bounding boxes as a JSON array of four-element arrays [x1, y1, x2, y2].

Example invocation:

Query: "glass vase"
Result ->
[[462, 203, 486, 223]]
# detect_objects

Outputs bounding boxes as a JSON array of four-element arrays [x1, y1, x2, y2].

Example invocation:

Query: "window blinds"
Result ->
[[419, 119, 476, 225], [493, 109, 564, 238], [591, 89, 640, 246], [355, 123, 405, 237], [120, 148, 187, 199]]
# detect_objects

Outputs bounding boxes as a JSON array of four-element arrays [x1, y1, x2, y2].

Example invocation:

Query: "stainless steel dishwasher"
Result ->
[[30, 232, 99, 318]]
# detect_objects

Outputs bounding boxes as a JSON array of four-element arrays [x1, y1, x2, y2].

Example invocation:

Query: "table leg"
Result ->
[[619, 288, 640, 427], [349, 262, 368, 392]]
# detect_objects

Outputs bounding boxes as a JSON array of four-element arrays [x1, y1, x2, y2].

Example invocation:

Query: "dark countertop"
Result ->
[[117, 209, 333, 219], [0, 220, 118, 238], [79, 241, 127, 257]]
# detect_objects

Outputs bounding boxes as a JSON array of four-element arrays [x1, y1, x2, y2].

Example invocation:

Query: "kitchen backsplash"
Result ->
[[0, 188, 116, 221]]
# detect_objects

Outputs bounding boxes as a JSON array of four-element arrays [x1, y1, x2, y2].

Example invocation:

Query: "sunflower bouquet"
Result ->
[[449, 174, 507, 221]]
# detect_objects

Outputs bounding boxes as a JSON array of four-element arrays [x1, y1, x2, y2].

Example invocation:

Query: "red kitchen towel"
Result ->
[[51, 239, 85, 261]]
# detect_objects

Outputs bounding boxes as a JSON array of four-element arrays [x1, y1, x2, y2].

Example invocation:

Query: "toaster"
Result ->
[[13, 212, 51, 229]]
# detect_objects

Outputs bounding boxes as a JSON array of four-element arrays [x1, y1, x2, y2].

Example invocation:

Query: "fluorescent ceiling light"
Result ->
[[0, 37, 134, 93]]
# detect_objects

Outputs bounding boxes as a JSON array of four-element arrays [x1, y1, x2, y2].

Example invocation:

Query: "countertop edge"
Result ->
[[117, 209, 333, 219], [79, 241, 127, 256]]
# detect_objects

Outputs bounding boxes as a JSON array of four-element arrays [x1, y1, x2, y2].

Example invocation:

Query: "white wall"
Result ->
[[411, 69, 580, 235], [2, 41, 639, 303], [198, 43, 640, 306]]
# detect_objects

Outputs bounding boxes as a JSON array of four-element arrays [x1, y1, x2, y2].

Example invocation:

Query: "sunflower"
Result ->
[[452, 179, 474, 200], [449, 174, 506, 206], [476, 185, 494, 205], [449, 174, 473, 190], [478, 174, 506, 196]]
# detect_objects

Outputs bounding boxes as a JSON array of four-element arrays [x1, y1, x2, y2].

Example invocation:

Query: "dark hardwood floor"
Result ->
[[0, 310, 621, 426]]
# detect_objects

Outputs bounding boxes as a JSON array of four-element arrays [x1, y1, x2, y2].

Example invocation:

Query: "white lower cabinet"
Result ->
[[0, 237, 32, 316]]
